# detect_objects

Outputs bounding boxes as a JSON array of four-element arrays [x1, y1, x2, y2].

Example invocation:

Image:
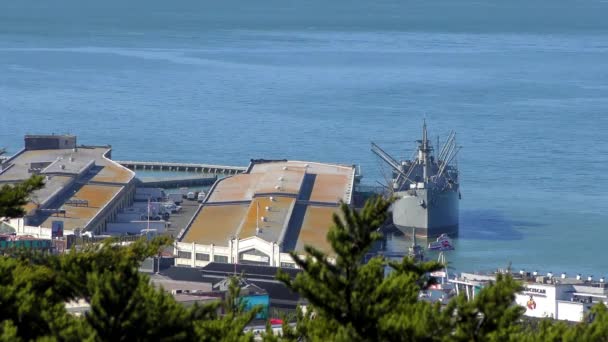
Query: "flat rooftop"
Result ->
[[293, 206, 338, 254], [182, 160, 355, 255], [183, 204, 250, 246], [37, 184, 123, 231], [0, 141, 135, 230], [238, 196, 295, 243], [0, 147, 134, 206], [0, 147, 131, 181]]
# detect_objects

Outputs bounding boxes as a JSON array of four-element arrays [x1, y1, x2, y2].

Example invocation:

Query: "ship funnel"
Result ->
[[561, 273, 567, 279], [588, 275, 593, 282], [532, 271, 538, 276], [576, 274, 582, 280], [519, 269, 525, 275], [600, 277, 605, 283], [547, 272, 553, 278]]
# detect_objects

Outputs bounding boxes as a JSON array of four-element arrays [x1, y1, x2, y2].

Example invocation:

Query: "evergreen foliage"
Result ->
[[0, 238, 258, 341], [0, 175, 44, 218], [275, 197, 608, 341], [0, 178, 607, 341]]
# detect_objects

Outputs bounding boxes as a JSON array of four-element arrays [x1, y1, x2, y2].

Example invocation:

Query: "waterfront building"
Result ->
[[0, 135, 136, 234], [450, 271, 608, 322], [174, 159, 357, 268], [154, 263, 303, 314]]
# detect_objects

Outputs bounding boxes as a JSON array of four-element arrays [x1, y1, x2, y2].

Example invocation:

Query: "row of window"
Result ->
[[177, 251, 228, 263], [176, 251, 295, 268]]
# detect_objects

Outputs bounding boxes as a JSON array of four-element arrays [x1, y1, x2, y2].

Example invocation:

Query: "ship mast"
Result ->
[[420, 120, 431, 182]]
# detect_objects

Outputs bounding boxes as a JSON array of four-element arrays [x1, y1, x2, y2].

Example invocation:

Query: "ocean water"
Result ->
[[1, 0, 607, 276]]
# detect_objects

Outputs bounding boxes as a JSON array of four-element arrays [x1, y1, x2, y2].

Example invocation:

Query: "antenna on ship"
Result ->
[[421, 119, 430, 181]]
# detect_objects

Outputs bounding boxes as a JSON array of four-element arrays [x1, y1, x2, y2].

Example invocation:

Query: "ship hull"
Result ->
[[391, 188, 459, 239]]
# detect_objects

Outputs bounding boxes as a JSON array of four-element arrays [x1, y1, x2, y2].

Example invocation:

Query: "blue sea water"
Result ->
[[1, 0, 607, 275]]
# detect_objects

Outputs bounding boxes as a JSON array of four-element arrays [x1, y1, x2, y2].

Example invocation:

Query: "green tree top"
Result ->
[[0, 175, 44, 218]]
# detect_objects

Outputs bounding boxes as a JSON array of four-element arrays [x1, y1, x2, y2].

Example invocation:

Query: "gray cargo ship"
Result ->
[[372, 121, 460, 239]]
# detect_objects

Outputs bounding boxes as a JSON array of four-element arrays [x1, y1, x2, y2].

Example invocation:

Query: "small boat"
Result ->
[[428, 234, 454, 251]]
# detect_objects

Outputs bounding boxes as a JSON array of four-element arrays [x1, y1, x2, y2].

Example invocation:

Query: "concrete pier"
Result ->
[[137, 175, 217, 188], [115, 161, 246, 175]]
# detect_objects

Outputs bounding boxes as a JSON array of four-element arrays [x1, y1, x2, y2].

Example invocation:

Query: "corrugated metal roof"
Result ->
[[238, 197, 295, 242], [294, 206, 340, 255], [183, 204, 249, 245], [183, 160, 355, 255], [40, 184, 123, 230]]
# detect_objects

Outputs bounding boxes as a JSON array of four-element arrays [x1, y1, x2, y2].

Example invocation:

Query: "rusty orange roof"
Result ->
[[309, 174, 351, 203], [22, 202, 38, 215], [183, 204, 250, 245], [253, 168, 304, 195], [294, 206, 340, 255], [0, 147, 134, 217], [250, 161, 355, 203], [238, 197, 295, 242], [40, 184, 123, 230], [182, 160, 355, 253], [91, 160, 135, 184], [207, 174, 263, 203]]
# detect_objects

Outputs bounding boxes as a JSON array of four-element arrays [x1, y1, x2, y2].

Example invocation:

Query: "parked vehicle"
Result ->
[[167, 193, 183, 205], [179, 187, 189, 198], [134, 188, 166, 202], [141, 215, 162, 221], [197, 192, 206, 203], [162, 202, 182, 213], [187, 191, 196, 200]]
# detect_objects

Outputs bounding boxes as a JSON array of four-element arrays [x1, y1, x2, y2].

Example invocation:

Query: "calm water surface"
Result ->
[[1, 0, 607, 275]]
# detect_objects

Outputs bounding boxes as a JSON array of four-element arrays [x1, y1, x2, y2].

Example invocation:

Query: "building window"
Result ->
[[196, 253, 210, 261], [280, 262, 296, 269], [213, 255, 228, 263], [177, 251, 192, 259]]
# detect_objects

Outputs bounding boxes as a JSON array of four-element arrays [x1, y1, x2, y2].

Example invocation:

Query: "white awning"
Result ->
[[572, 293, 607, 298]]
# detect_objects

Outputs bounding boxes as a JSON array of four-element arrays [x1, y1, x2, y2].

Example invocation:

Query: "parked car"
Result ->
[[197, 192, 206, 203], [162, 202, 182, 213], [141, 215, 161, 221]]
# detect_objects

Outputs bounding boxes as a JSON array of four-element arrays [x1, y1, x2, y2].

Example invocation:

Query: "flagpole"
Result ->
[[233, 235, 238, 275], [147, 197, 150, 231]]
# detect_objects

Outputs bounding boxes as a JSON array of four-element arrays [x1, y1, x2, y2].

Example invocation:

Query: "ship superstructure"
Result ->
[[371, 121, 460, 238]]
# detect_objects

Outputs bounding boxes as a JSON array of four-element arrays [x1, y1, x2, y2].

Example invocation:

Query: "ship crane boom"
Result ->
[[438, 131, 456, 162], [371, 142, 415, 186], [437, 146, 461, 179]]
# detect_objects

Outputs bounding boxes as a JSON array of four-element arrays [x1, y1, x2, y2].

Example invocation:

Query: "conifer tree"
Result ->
[[0, 175, 44, 218], [194, 276, 259, 342], [2, 177, 608, 341], [277, 197, 447, 341], [274, 196, 601, 342]]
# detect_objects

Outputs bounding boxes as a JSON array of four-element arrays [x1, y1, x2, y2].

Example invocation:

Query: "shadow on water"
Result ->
[[458, 209, 542, 241]]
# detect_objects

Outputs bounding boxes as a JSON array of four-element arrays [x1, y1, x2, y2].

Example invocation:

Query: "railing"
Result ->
[[115, 160, 247, 174]]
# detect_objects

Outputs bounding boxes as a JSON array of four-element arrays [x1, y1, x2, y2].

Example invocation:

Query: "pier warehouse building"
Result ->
[[175, 159, 357, 268], [0, 135, 136, 234]]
